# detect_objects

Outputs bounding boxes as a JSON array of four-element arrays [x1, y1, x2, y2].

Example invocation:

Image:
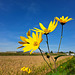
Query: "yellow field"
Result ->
[[0, 56, 70, 75]]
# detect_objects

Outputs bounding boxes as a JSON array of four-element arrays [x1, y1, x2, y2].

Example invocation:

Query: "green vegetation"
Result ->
[[0, 52, 66, 56], [0, 52, 41, 56], [46, 56, 75, 75]]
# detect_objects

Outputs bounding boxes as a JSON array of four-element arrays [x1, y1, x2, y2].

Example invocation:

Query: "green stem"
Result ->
[[58, 25, 63, 53], [38, 47, 54, 73], [46, 34, 57, 72]]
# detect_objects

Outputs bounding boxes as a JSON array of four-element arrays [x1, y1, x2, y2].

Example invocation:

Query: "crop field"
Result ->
[[0, 56, 71, 75]]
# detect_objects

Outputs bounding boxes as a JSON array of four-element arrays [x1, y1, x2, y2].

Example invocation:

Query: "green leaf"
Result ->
[[54, 55, 65, 61]]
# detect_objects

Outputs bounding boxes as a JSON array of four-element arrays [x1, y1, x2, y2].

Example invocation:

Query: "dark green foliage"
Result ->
[[0, 52, 41, 56], [0, 52, 66, 56], [46, 57, 75, 75], [45, 52, 50, 58], [45, 52, 48, 55], [54, 55, 65, 61], [51, 51, 53, 53]]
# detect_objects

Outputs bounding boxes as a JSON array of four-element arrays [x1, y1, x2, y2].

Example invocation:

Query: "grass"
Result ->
[[46, 56, 75, 75], [0, 55, 71, 75]]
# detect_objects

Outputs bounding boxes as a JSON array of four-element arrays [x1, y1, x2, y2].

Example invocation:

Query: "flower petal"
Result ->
[[20, 36, 27, 43], [23, 44, 30, 46], [18, 41, 26, 44], [27, 29, 30, 38], [39, 32, 42, 42], [17, 46, 24, 49], [31, 28, 44, 33], [65, 16, 68, 20], [66, 18, 73, 22], [62, 16, 64, 19], [30, 50, 34, 54], [39, 23, 46, 31], [22, 45, 32, 52], [55, 17, 60, 21], [32, 32, 36, 41], [48, 21, 53, 30], [50, 21, 58, 32], [36, 32, 38, 41]]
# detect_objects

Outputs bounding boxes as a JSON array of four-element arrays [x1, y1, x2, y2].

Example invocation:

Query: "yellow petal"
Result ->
[[20, 36, 27, 43], [25, 67, 28, 71], [33, 27, 42, 31], [48, 21, 53, 30], [27, 36, 33, 41], [50, 21, 58, 32], [66, 18, 73, 22], [22, 45, 32, 52], [28, 69, 31, 74], [39, 32, 42, 42], [23, 44, 30, 46], [36, 32, 39, 41], [62, 16, 64, 19], [39, 23, 46, 31], [30, 50, 34, 54], [55, 17, 60, 21], [65, 16, 68, 20], [23, 39, 31, 43], [53, 19, 55, 25], [32, 32, 36, 41], [31, 28, 44, 33], [33, 46, 38, 50]]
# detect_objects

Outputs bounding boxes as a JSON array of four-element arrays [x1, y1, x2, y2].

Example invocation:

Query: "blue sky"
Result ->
[[0, 0, 75, 52]]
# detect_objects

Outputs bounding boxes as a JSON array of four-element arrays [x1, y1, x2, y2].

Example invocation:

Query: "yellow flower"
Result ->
[[55, 16, 73, 25], [17, 30, 30, 49], [31, 19, 58, 35], [60, 66, 62, 68], [21, 66, 31, 74], [28, 69, 31, 74], [22, 32, 43, 54], [70, 56, 73, 59], [21, 67, 27, 71]]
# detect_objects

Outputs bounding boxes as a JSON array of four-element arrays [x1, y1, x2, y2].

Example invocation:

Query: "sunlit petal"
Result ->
[[65, 16, 68, 20], [32, 32, 36, 41], [39, 23, 46, 31], [62, 16, 64, 19], [20, 36, 27, 43], [22, 45, 32, 52], [30, 50, 34, 54], [66, 18, 73, 22], [55, 17, 60, 21], [55, 16, 73, 24], [48, 21, 53, 30], [36, 31, 38, 41]]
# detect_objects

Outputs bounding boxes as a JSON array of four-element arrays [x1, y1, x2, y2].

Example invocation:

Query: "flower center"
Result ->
[[33, 42, 38, 46], [44, 29, 50, 34], [60, 19, 66, 23]]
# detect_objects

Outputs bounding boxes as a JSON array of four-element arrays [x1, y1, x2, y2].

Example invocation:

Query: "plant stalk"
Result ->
[[58, 25, 63, 53], [46, 34, 57, 72], [38, 47, 54, 73]]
